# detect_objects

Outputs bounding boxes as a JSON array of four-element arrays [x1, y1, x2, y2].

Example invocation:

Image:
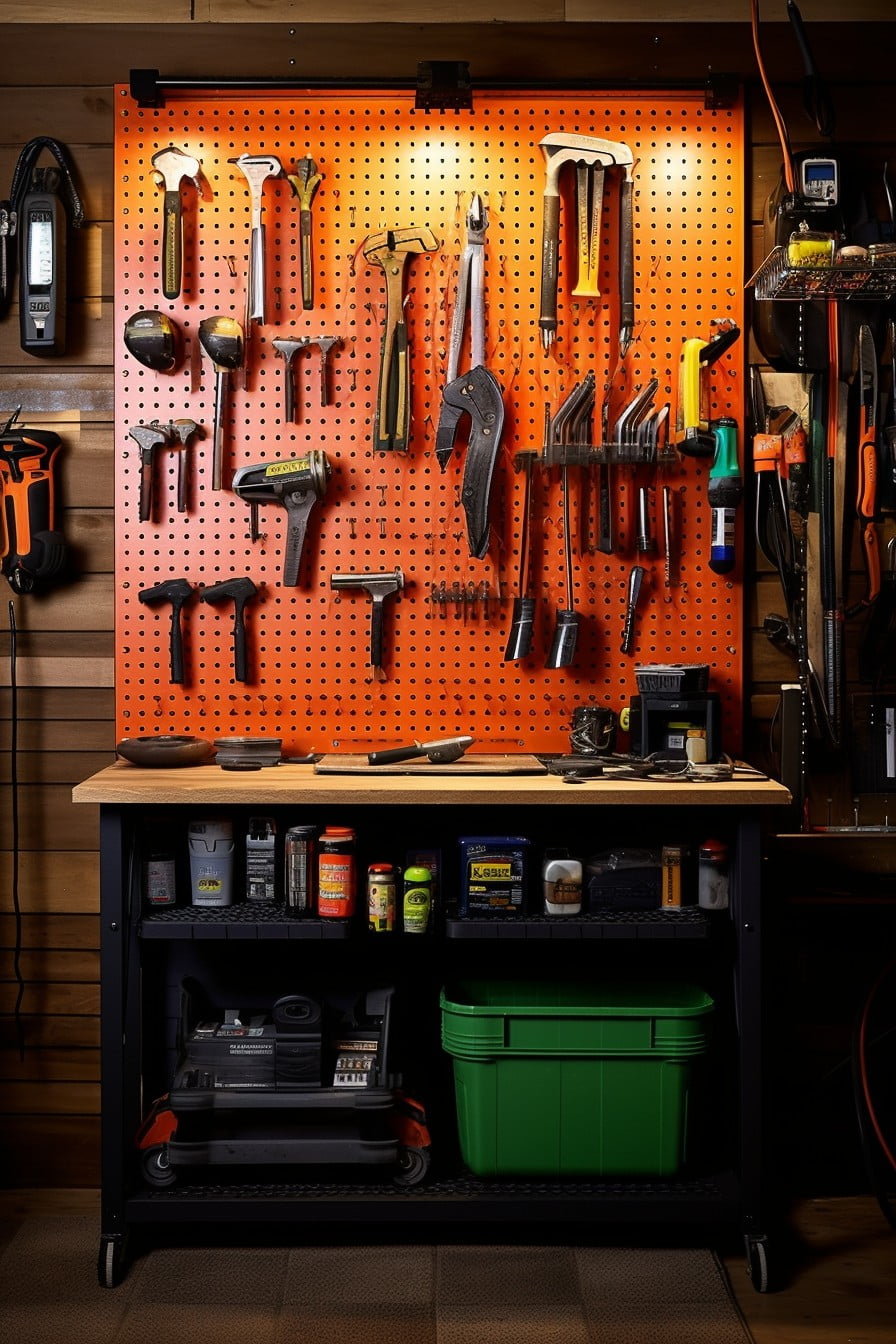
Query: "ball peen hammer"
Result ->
[[150, 146, 203, 301], [229, 153, 286, 324]]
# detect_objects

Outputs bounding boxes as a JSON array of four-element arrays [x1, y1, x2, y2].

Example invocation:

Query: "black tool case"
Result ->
[[145, 983, 406, 1177]]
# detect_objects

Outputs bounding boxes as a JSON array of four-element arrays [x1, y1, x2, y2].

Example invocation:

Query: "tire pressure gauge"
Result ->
[[19, 189, 67, 355]]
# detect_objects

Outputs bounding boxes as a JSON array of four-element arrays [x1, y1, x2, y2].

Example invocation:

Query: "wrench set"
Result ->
[[114, 88, 746, 756]]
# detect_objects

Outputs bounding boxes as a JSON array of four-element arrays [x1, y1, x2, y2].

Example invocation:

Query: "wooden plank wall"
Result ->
[[1, 13, 894, 1187]]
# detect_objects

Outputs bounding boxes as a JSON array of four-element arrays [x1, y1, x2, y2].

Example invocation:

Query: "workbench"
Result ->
[[74, 762, 790, 1290]]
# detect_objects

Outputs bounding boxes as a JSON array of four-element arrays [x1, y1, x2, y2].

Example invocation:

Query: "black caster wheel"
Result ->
[[141, 1143, 177, 1188], [97, 1233, 129, 1289], [744, 1233, 772, 1293], [392, 1145, 431, 1188]]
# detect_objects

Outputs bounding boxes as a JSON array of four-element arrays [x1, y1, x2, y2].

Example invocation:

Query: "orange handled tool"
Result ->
[[0, 408, 68, 593], [853, 323, 880, 613]]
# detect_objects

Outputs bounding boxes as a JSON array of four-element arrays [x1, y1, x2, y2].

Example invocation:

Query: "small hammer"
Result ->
[[199, 576, 259, 684], [150, 146, 203, 301], [128, 422, 170, 524], [302, 335, 341, 407], [138, 577, 194, 684], [169, 418, 202, 514], [272, 338, 306, 423], [330, 569, 404, 675]]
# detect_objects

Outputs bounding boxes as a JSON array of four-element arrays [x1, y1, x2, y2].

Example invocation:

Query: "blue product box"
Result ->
[[458, 836, 530, 917]]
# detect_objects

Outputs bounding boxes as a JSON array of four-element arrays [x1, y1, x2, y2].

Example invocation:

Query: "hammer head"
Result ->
[[199, 576, 259, 608], [539, 133, 633, 189], [330, 568, 404, 598], [128, 422, 170, 454], [138, 577, 194, 609], [363, 227, 440, 267], [229, 153, 285, 194], [272, 337, 309, 364], [170, 418, 202, 447], [151, 145, 202, 191]]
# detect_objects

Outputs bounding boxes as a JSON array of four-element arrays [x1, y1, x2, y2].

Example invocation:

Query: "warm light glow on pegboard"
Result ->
[[114, 87, 745, 756]]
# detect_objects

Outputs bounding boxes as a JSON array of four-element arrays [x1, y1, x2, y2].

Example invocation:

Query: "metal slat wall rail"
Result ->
[[113, 84, 745, 756]]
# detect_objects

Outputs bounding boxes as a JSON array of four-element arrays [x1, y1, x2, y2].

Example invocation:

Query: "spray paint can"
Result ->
[[367, 863, 396, 932], [285, 825, 318, 913], [317, 826, 356, 918]]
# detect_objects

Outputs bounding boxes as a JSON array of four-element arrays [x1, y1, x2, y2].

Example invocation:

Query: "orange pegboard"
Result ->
[[113, 86, 745, 756]]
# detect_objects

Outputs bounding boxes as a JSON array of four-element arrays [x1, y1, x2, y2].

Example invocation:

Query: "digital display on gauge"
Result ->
[[27, 211, 54, 288]]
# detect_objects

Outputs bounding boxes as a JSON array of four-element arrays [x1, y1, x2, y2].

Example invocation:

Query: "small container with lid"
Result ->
[[317, 826, 356, 918], [368, 863, 397, 932], [698, 838, 729, 910], [542, 850, 583, 916], [284, 825, 318, 913], [402, 866, 433, 933]]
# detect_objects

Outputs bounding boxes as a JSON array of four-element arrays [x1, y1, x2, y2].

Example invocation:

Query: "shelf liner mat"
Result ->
[[0, 1216, 755, 1344]]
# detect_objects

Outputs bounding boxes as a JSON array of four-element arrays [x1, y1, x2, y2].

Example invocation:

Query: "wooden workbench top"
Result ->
[[73, 760, 792, 809]]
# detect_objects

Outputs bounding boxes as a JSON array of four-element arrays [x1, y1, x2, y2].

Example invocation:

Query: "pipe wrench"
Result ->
[[363, 226, 440, 452]]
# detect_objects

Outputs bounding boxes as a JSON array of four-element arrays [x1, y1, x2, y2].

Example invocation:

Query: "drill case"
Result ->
[[147, 981, 414, 1176]]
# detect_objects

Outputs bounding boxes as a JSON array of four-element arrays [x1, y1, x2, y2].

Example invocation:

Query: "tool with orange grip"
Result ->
[[851, 323, 880, 616], [0, 407, 68, 593]]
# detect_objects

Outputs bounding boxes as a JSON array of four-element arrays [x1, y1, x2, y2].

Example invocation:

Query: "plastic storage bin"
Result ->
[[440, 979, 714, 1177]]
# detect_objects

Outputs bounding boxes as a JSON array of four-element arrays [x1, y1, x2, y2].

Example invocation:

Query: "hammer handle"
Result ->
[[162, 190, 182, 301], [539, 192, 561, 343], [168, 606, 185, 684], [300, 209, 313, 310], [233, 608, 249, 683], [248, 222, 266, 323], [618, 175, 635, 347]]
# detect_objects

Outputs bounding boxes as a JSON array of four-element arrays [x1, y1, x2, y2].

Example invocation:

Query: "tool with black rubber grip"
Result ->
[[199, 576, 258, 683], [368, 735, 473, 766], [138, 577, 193, 684], [330, 569, 404, 675]]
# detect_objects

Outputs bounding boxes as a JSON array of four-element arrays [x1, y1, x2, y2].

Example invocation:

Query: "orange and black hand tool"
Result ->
[[853, 323, 880, 613], [0, 408, 68, 593]]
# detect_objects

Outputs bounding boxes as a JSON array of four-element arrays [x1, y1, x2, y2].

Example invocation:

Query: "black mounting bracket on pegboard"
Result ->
[[414, 62, 473, 113], [704, 74, 739, 110]]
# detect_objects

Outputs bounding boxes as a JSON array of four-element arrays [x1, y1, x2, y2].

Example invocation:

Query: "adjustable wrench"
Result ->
[[229, 153, 286, 324], [363, 226, 440, 452], [150, 146, 203, 300]]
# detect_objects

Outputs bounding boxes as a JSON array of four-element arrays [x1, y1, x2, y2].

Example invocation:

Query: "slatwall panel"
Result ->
[[113, 87, 745, 755]]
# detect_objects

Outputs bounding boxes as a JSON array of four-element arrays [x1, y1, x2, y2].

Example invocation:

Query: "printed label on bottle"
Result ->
[[318, 855, 354, 917]]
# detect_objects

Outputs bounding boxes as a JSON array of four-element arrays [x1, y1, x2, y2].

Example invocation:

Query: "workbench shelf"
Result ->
[[75, 764, 789, 1291]]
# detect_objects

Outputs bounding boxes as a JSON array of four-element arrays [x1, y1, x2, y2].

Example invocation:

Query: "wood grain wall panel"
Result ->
[[0, 853, 100, 915], [0, 983, 100, 1016], [0, 1015, 99, 1048], [0, 750, 114, 785], [0, 915, 99, 951], [64, 510, 115, 574], [0, 787, 100, 851], [0, 688, 113, 720], [0, 1118, 98, 1185], [0, 1047, 99, 1082]]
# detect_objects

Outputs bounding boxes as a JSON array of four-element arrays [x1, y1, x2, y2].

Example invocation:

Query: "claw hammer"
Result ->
[[363, 227, 439, 452], [229, 153, 286, 324], [538, 134, 635, 354], [150, 146, 202, 300]]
